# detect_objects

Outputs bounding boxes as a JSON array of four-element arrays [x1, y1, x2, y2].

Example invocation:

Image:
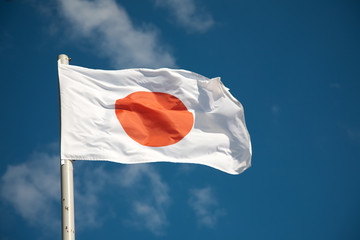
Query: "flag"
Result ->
[[58, 63, 251, 174]]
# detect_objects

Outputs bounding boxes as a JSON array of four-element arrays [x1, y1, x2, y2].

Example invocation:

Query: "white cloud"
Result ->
[[73, 163, 110, 229], [189, 186, 225, 227], [0, 148, 170, 236], [133, 202, 167, 235], [58, 0, 175, 68], [0, 151, 61, 233], [73, 163, 170, 234], [0, 149, 107, 234], [155, 0, 214, 33], [117, 165, 170, 235]]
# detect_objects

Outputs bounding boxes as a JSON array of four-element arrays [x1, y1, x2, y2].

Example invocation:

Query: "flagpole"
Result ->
[[58, 54, 75, 240]]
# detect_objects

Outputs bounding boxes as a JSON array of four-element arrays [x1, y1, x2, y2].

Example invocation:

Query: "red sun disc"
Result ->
[[115, 91, 194, 147]]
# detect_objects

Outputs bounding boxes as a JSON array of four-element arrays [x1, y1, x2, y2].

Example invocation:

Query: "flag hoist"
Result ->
[[58, 54, 75, 240]]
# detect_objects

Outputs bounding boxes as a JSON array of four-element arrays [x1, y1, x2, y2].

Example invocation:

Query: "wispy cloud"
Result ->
[[0, 149, 107, 234], [0, 150, 61, 233], [118, 165, 170, 235], [189, 186, 225, 227], [132, 202, 167, 235], [155, 0, 214, 33], [58, 0, 175, 68], [0, 147, 170, 236], [73, 164, 111, 229], [155, 0, 214, 32]]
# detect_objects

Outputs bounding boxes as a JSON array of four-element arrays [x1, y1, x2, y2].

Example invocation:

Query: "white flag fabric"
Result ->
[[58, 63, 251, 174]]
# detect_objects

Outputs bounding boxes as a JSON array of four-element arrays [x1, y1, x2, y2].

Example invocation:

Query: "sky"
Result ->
[[0, 0, 360, 239]]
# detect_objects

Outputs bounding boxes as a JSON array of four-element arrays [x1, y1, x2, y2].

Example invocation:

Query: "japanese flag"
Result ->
[[58, 63, 251, 174]]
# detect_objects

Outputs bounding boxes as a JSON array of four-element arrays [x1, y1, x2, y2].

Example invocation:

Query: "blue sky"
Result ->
[[1, 0, 360, 239]]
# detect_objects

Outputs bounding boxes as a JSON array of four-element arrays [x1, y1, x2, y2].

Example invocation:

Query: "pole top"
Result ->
[[58, 54, 71, 65]]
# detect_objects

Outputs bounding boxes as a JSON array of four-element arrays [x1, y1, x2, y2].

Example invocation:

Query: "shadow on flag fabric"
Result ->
[[58, 63, 252, 174]]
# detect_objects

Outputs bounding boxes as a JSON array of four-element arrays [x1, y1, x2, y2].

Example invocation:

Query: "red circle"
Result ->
[[115, 91, 194, 147]]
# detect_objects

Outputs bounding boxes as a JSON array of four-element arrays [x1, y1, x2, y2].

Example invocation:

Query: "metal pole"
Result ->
[[58, 54, 75, 240]]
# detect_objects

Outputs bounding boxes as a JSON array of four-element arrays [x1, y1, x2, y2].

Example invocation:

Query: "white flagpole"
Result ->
[[58, 54, 75, 240]]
